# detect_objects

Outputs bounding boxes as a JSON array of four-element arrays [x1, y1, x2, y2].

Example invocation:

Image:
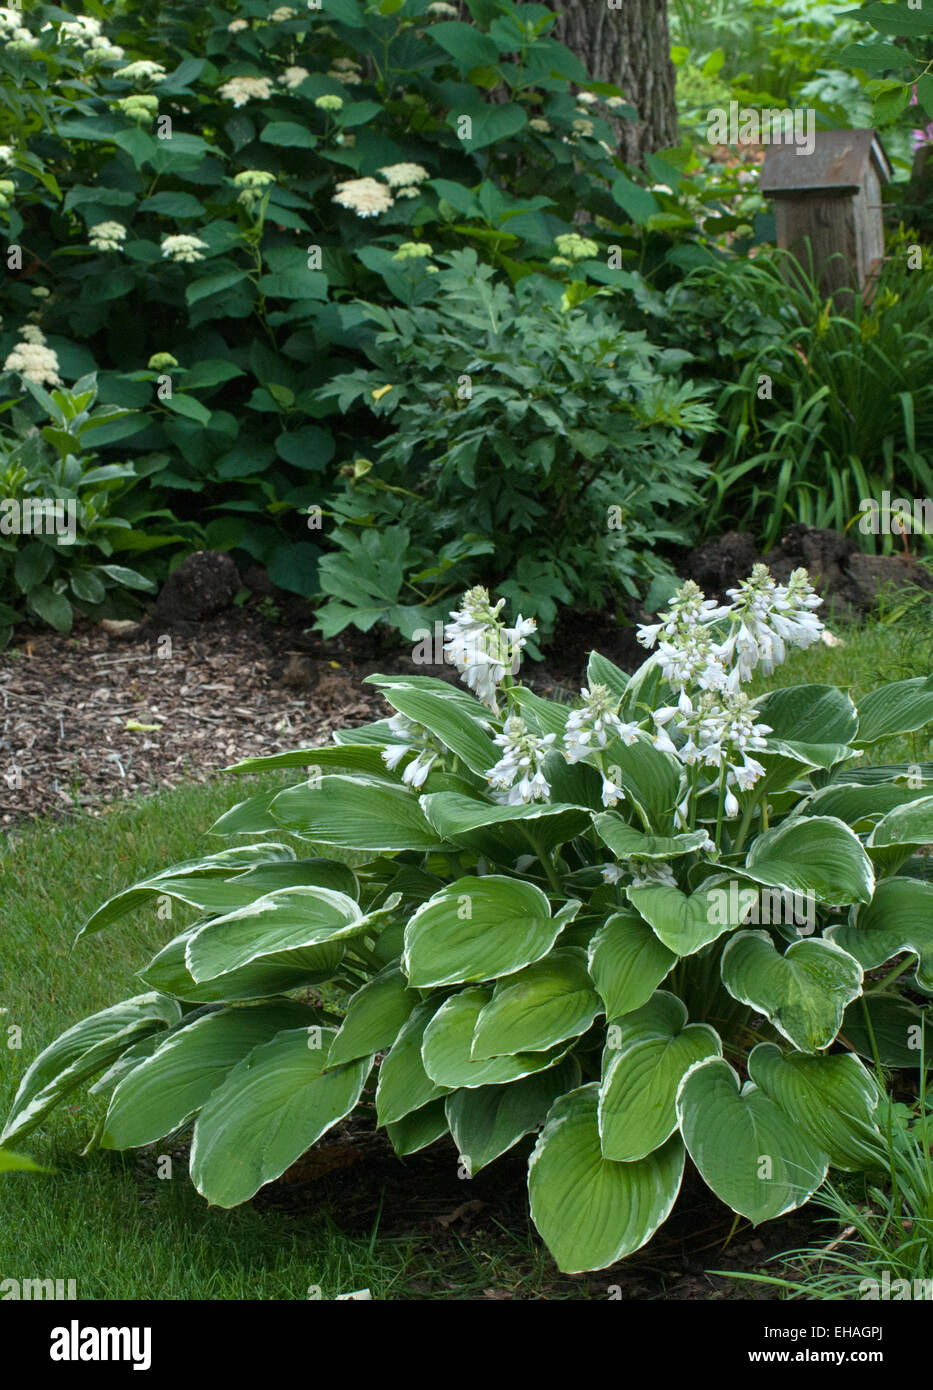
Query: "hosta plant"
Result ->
[[6, 568, 933, 1273]]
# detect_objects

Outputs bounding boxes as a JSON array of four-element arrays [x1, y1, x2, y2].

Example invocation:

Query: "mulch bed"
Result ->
[[0, 609, 386, 828]]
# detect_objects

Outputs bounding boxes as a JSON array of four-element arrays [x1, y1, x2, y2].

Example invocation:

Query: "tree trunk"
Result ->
[[543, 0, 677, 165]]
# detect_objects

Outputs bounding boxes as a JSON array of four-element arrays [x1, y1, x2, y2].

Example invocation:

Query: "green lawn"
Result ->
[[1, 616, 931, 1300]]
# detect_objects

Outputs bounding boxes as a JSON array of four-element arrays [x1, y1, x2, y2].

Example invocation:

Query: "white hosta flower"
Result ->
[[332, 177, 393, 217], [722, 564, 823, 683], [218, 76, 274, 107], [564, 683, 640, 764], [278, 66, 310, 89], [161, 233, 209, 263], [600, 773, 625, 808], [377, 162, 430, 188], [487, 716, 555, 805], [381, 712, 439, 788], [115, 60, 166, 82], [4, 338, 61, 386], [631, 862, 678, 889], [89, 221, 127, 252], [443, 587, 532, 712], [601, 862, 625, 884]]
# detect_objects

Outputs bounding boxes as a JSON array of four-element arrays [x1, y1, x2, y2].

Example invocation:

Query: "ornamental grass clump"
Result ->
[[5, 571, 933, 1272]]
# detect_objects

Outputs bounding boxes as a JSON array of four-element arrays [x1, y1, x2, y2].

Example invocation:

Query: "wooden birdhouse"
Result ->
[[760, 130, 891, 301]]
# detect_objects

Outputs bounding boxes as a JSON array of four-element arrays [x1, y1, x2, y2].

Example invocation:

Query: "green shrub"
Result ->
[[0, 372, 200, 641], [313, 248, 716, 641], [6, 567, 933, 1272]]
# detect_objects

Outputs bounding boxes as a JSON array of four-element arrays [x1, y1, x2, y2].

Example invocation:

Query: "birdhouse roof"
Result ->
[[760, 129, 892, 196]]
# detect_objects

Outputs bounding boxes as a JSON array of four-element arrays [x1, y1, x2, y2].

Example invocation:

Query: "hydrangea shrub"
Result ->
[[6, 566, 933, 1271]]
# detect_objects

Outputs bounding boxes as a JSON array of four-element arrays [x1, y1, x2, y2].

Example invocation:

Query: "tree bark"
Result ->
[[542, 0, 677, 165]]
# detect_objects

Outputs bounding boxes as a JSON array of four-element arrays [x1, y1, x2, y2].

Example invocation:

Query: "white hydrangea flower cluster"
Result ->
[[160, 233, 209, 263], [269, 5, 298, 20], [487, 715, 555, 805], [88, 221, 127, 252], [114, 60, 166, 83], [114, 94, 158, 124], [332, 176, 393, 218], [327, 56, 362, 83], [443, 587, 536, 713], [218, 75, 274, 107], [278, 65, 310, 90], [4, 326, 62, 385]]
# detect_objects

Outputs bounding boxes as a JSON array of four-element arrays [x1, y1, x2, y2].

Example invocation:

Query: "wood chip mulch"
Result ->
[[0, 610, 385, 829]]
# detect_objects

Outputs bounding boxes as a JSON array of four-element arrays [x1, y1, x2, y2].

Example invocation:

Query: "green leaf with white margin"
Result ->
[[419, 791, 590, 858], [742, 816, 874, 905], [806, 780, 925, 830], [375, 685, 497, 776], [375, 1001, 450, 1125], [76, 844, 300, 938], [1, 994, 181, 1147], [225, 744, 396, 777], [328, 961, 421, 1068], [599, 992, 721, 1161], [587, 910, 677, 1017], [190, 1026, 372, 1207], [102, 1001, 318, 1149], [721, 930, 862, 1053], [593, 814, 712, 861], [270, 775, 445, 851], [184, 886, 370, 983], [445, 1057, 581, 1175], [210, 789, 282, 836], [594, 732, 680, 827], [747, 1042, 883, 1171], [868, 796, 933, 852], [826, 877, 933, 993], [625, 873, 749, 957], [855, 676, 933, 745], [139, 927, 345, 1004], [386, 1098, 449, 1157], [421, 987, 573, 1088], [528, 1084, 685, 1273], [403, 876, 578, 988], [469, 949, 601, 1058], [756, 684, 860, 746], [676, 1057, 828, 1223]]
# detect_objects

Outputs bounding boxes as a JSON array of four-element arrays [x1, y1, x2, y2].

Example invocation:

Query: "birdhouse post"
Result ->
[[759, 130, 891, 301]]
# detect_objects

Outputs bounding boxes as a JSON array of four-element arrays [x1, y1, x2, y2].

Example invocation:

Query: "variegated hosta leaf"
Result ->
[[403, 876, 577, 988], [445, 1057, 581, 1175], [592, 814, 712, 861], [184, 886, 369, 983], [190, 1027, 372, 1207], [720, 930, 862, 1053], [371, 683, 498, 775], [386, 1098, 450, 1157], [742, 815, 874, 905], [625, 873, 751, 957], [747, 1043, 884, 1171], [419, 791, 590, 859], [826, 877, 933, 994], [528, 1084, 685, 1274], [270, 774, 445, 851], [421, 987, 572, 1089], [676, 1057, 828, 1223], [375, 1001, 450, 1126], [599, 992, 721, 1161], [756, 684, 860, 747], [469, 949, 601, 1059], [1, 994, 181, 1148], [139, 928, 345, 1004], [328, 961, 421, 1068], [587, 910, 676, 1017], [76, 843, 303, 939], [855, 675, 933, 746], [102, 1001, 319, 1150], [867, 796, 933, 877]]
